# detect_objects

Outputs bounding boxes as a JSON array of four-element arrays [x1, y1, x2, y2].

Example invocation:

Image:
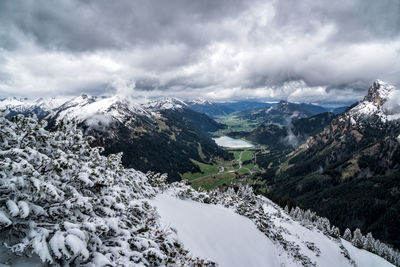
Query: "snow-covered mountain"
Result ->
[[47, 94, 154, 133], [143, 97, 188, 111], [0, 96, 69, 119], [187, 98, 214, 105], [1, 95, 190, 122], [0, 113, 397, 266], [41, 94, 229, 182], [262, 80, 400, 254], [303, 80, 400, 151], [347, 80, 400, 122], [0, 96, 69, 112], [1, 94, 230, 182]]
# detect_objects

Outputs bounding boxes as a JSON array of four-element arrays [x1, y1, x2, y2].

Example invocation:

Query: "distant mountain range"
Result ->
[[187, 99, 275, 117], [188, 99, 348, 120], [236, 101, 347, 126]]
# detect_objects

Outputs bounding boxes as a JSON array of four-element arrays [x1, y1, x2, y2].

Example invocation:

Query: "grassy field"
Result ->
[[179, 126, 273, 191], [241, 151, 254, 161], [213, 114, 258, 135], [181, 147, 266, 190], [233, 151, 241, 160], [190, 172, 237, 190], [181, 159, 219, 181]]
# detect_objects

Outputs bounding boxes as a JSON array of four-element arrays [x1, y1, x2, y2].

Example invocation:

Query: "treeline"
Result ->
[[286, 205, 400, 266]]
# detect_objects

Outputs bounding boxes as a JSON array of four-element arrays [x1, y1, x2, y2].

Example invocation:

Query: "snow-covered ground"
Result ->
[[213, 136, 254, 148], [151, 194, 280, 267], [151, 192, 394, 267]]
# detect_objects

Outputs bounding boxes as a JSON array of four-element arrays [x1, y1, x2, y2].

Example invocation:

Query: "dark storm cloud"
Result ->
[[272, 0, 400, 42], [0, 0, 248, 52], [0, 0, 399, 103]]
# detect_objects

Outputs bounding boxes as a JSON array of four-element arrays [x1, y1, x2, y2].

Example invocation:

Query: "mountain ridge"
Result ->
[[260, 80, 400, 250]]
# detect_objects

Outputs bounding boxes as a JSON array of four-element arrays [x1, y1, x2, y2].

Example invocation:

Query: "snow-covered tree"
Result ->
[[363, 232, 375, 252], [330, 226, 341, 239], [284, 205, 290, 214], [352, 228, 364, 248], [343, 228, 352, 241], [316, 217, 331, 234], [0, 112, 214, 266]]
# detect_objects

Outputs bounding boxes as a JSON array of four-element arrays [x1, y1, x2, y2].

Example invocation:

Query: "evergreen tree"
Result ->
[[352, 228, 364, 248], [363, 232, 375, 252], [0, 113, 214, 266], [330, 226, 340, 239], [343, 228, 352, 241]]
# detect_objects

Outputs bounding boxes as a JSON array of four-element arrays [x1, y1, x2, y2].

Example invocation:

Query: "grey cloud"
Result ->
[[0, 0, 399, 104], [0, 0, 249, 52], [272, 0, 400, 42]]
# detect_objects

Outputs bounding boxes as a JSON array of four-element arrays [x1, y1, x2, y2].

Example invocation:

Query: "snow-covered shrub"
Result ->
[[0, 112, 214, 266]]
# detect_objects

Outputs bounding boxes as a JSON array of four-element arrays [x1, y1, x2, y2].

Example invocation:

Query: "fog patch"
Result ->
[[111, 76, 136, 100], [383, 89, 400, 115], [85, 114, 114, 132], [282, 125, 300, 148]]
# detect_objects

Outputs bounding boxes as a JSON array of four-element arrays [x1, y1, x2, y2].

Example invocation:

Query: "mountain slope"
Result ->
[[151, 186, 397, 267], [188, 100, 274, 117], [2, 95, 230, 182], [237, 100, 315, 125], [45, 96, 230, 182], [0, 112, 216, 266], [261, 80, 400, 249], [228, 112, 335, 149], [1, 108, 397, 267], [0, 96, 68, 119], [291, 112, 336, 143]]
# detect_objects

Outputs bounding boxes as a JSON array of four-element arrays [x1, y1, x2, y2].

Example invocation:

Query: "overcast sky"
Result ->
[[0, 0, 399, 104]]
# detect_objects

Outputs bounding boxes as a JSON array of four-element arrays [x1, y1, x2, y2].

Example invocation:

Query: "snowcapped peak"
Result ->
[[33, 97, 71, 110], [347, 80, 400, 122], [0, 97, 26, 107], [50, 94, 151, 124], [189, 98, 213, 105], [143, 97, 188, 111], [363, 80, 394, 107]]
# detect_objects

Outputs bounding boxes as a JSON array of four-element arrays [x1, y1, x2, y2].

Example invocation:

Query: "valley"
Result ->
[[2, 80, 400, 265], [2, 2, 400, 266], [214, 114, 259, 134], [181, 138, 265, 190], [180, 81, 400, 253]]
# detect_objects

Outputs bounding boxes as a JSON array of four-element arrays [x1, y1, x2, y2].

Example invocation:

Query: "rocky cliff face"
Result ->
[[300, 80, 400, 179]]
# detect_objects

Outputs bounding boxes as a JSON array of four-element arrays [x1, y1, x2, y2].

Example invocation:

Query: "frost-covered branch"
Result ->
[[0, 113, 215, 266]]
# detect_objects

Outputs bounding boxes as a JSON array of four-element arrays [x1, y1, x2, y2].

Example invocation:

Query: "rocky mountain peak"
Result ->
[[363, 80, 394, 107], [143, 97, 188, 111]]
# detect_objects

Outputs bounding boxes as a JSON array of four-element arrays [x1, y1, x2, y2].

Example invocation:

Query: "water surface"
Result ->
[[213, 136, 254, 148]]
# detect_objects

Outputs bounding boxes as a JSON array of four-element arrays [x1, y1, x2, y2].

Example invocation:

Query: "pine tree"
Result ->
[[0, 112, 214, 266], [284, 205, 289, 214], [330, 226, 340, 239], [343, 228, 352, 241], [363, 232, 375, 252], [352, 228, 364, 248]]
